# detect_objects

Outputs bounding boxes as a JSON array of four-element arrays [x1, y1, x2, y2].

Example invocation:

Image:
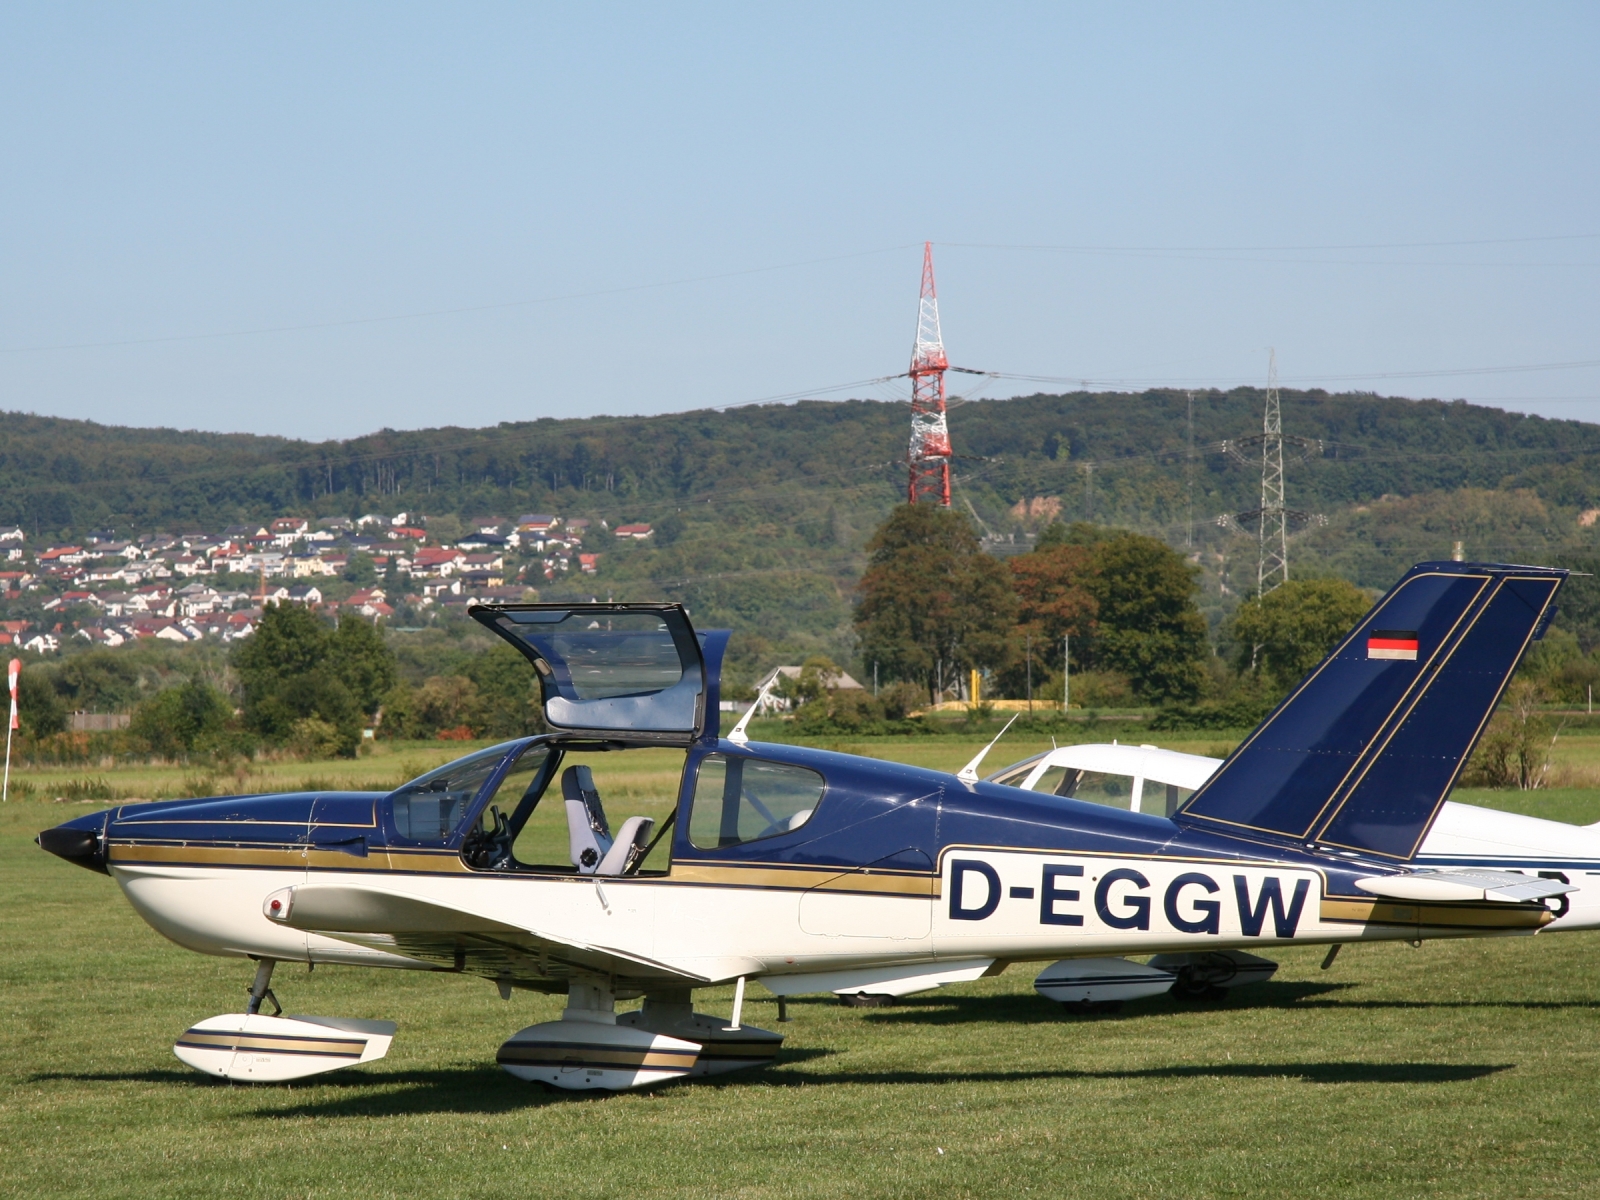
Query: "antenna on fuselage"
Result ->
[[957, 713, 1020, 783], [728, 673, 782, 747]]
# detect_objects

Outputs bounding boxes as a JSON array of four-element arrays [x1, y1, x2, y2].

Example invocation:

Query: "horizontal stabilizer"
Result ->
[[1355, 869, 1576, 904], [1176, 562, 1566, 860]]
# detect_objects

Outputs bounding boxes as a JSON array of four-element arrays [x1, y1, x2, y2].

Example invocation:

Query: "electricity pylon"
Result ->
[[1257, 349, 1289, 595]]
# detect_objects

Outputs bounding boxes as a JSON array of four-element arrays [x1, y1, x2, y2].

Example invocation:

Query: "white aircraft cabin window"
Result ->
[[1159, 783, 1195, 817], [1035, 766, 1133, 810], [390, 743, 518, 842], [689, 755, 824, 849], [989, 761, 1041, 789]]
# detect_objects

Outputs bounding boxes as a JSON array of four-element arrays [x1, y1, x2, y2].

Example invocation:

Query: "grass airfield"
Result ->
[[5, 735, 1600, 1198]]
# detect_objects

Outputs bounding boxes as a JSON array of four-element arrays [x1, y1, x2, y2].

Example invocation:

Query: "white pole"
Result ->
[[1063, 635, 1070, 715], [729, 976, 746, 1031], [3, 659, 17, 803]]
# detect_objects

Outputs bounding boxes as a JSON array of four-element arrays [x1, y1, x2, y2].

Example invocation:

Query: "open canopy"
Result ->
[[468, 602, 710, 744]]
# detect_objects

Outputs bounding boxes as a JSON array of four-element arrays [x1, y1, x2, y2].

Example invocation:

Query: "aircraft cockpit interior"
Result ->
[[387, 733, 830, 880]]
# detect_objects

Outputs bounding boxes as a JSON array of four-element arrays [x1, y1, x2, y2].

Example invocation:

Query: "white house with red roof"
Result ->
[[412, 547, 466, 577]]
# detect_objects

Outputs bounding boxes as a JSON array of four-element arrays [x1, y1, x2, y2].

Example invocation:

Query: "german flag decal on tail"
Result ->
[[1367, 630, 1419, 660]]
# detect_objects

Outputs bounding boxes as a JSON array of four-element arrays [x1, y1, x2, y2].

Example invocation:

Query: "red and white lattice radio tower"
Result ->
[[907, 241, 952, 506]]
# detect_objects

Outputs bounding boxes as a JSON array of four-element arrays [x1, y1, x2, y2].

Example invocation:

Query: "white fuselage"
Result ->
[[110, 837, 1551, 992]]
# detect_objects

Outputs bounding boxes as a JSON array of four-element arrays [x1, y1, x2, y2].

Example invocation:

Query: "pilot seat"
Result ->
[[562, 765, 654, 876]]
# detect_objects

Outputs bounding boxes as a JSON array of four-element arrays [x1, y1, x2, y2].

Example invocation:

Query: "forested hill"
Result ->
[[8, 389, 1600, 668], [7, 389, 1600, 538]]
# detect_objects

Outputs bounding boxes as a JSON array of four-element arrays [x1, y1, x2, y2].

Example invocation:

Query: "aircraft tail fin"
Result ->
[[1175, 562, 1566, 861]]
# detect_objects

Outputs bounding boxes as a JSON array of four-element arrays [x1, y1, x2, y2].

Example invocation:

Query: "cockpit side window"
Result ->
[[461, 743, 555, 869], [688, 754, 824, 849], [1036, 766, 1132, 808], [389, 743, 518, 843]]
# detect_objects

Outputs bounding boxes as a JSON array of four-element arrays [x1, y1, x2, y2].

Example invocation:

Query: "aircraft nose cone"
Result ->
[[37, 823, 109, 874]]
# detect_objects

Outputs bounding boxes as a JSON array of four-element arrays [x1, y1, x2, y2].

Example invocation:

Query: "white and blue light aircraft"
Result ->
[[38, 560, 1582, 1090]]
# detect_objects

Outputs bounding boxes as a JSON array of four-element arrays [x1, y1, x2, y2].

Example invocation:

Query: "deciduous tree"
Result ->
[[1085, 533, 1208, 702], [1229, 577, 1373, 693], [855, 505, 1017, 701], [327, 615, 397, 717]]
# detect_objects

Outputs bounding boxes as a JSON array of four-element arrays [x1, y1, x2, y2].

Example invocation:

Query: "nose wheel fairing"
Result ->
[[172, 959, 397, 1083]]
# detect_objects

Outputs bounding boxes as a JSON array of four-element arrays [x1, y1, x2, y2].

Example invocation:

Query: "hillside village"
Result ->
[[0, 512, 645, 653]]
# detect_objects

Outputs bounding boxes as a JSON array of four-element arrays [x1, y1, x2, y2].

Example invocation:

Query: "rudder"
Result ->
[[1175, 562, 1565, 860]]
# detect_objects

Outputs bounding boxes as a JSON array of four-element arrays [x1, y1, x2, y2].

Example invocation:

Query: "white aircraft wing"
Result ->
[[274, 884, 709, 988], [1354, 869, 1577, 904]]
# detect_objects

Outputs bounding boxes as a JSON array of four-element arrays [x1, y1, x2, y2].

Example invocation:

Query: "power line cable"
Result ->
[[0, 244, 919, 356]]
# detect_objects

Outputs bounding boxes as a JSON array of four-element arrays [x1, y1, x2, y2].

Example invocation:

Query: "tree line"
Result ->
[[12, 604, 544, 762], [832, 504, 1373, 732]]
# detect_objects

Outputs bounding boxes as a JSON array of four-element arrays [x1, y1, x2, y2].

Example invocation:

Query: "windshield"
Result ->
[[388, 741, 521, 843], [988, 753, 1047, 789]]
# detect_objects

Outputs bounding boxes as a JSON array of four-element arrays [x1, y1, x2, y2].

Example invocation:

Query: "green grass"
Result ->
[[7, 740, 1600, 1197], [3, 740, 497, 803]]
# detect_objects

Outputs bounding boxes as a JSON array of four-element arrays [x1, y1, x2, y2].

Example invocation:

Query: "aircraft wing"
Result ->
[[1354, 869, 1577, 904], [273, 884, 709, 989]]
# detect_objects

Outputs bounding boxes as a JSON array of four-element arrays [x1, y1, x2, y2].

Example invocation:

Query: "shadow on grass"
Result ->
[[28, 1046, 1516, 1118], [860, 982, 1600, 1025], [261, 1056, 1514, 1116], [750, 1060, 1513, 1088], [859, 981, 1356, 1025]]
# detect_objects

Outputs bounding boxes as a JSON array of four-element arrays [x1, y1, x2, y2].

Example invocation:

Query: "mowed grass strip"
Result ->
[[4, 750, 1600, 1197]]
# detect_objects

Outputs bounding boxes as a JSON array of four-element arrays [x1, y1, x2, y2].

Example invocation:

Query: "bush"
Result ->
[[794, 688, 885, 735], [1149, 695, 1276, 733], [288, 717, 347, 760], [250, 671, 363, 757], [17, 670, 67, 737], [1461, 680, 1553, 789], [878, 681, 925, 720], [128, 680, 233, 759], [1066, 670, 1134, 709]]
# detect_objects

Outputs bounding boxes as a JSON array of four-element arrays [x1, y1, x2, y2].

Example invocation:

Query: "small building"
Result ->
[[614, 523, 653, 540], [747, 665, 865, 713], [412, 547, 465, 577], [270, 518, 310, 546], [69, 710, 130, 731]]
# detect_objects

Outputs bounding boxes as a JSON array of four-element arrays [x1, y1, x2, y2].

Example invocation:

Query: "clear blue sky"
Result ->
[[3, 3, 1598, 440]]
